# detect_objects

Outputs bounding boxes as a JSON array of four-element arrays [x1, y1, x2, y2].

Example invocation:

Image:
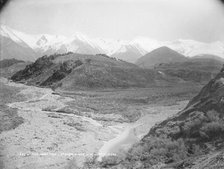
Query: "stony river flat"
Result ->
[[0, 78, 201, 168]]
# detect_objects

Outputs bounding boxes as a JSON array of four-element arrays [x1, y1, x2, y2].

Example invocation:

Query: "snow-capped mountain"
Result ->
[[0, 25, 106, 60], [165, 40, 224, 58], [110, 44, 146, 63], [65, 33, 104, 55], [93, 38, 128, 56], [0, 25, 223, 62], [0, 26, 37, 61], [130, 37, 162, 53]]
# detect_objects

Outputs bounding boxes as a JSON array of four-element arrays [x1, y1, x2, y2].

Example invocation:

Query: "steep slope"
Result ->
[[136, 46, 188, 68], [65, 34, 104, 55], [117, 66, 224, 168], [130, 37, 162, 53], [11, 53, 176, 90], [0, 26, 37, 61], [34, 35, 68, 55], [155, 57, 223, 84], [0, 36, 37, 61]]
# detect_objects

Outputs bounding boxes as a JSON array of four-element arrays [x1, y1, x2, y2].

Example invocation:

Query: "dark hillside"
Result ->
[[136, 46, 188, 68], [11, 53, 178, 90]]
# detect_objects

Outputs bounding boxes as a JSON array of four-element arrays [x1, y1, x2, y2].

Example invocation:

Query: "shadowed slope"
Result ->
[[11, 53, 177, 90], [136, 46, 188, 68]]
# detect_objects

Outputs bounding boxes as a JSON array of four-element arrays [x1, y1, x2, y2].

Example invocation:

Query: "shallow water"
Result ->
[[97, 100, 188, 160]]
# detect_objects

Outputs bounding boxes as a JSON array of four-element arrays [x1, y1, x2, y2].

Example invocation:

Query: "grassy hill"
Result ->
[[154, 57, 223, 84], [0, 58, 24, 68], [11, 53, 180, 90], [192, 54, 224, 62], [136, 46, 188, 68]]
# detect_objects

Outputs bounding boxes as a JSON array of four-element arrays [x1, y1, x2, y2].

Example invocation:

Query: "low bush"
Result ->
[[116, 110, 224, 168]]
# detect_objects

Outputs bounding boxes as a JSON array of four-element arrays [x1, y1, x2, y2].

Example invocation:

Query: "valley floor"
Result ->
[[0, 78, 201, 169]]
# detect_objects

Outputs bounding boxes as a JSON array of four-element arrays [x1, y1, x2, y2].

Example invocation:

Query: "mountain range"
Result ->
[[1, 25, 224, 62]]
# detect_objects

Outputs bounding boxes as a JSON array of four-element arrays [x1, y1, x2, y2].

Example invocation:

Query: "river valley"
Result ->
[[0, 78, 188, 169]]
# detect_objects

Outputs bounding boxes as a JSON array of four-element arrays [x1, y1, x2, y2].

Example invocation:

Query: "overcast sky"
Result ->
[[0, 0, 224, 42]]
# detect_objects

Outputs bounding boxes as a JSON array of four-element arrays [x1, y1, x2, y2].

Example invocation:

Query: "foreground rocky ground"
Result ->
[[0, 78, 191, 169], [0, 78, 112, 169]]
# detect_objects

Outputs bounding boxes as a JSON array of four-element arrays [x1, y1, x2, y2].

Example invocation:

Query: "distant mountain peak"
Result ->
[[36, 35, 48, 46], [148, 46, 185, 56], [0, 25, 24, 44], [136, 46, 188, 68], [1, 24, 224, 62], [73, 32, 89, 41], [156, 46, 173, 50]]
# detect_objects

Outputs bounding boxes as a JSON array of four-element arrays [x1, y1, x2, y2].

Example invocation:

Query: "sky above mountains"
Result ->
[[0, 0, 224, 42]]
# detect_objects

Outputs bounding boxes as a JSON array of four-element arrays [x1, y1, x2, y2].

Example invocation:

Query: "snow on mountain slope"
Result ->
[[92, 38, 148, 62], [65, 33, 104, 55], [130, 37, 162, 53], [130, 38, 224, 58], [1, 25, 223, 62], [0, 26, 37, 61], [0, 25, 102, 56], [110, 44, 146, 63], [34, 34, 69, 56], [12, 29, 105, 55], [0, 35, 37, 61], [0, 26, 21, 42], [112, 43, 146, 56], [0, 25, 32, 48], [93, 38, 128, 56], [3, 28, 40, 49], [165, 39, 224, 57], [0, 25, 152, 60]]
